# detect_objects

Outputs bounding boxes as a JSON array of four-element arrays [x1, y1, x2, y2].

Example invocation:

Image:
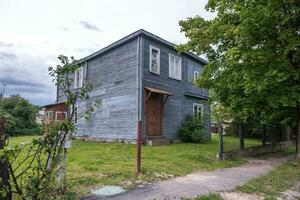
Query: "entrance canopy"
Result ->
[[144, 86, 173, 96], [144, 86, 173, 105]]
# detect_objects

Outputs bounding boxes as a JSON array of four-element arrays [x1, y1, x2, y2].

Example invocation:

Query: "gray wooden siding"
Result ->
[[185, 57, 209, 97], [141, 36, 210, 139], [56, 32, 210, 142], [75, 39, 139, 140]]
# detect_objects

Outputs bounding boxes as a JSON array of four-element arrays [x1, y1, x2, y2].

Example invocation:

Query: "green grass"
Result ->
[[183, 194, 223, 200], [9, 135, 261, 195], [237, 158, 300, 199], [221, 135, 261, 152], [7, 135, 40, 145]]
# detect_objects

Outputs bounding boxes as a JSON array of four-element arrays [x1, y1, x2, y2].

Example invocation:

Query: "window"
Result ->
[[55, 111, 67, 121], [169, 54, 182, 80], [193, 103, 203, 120], [193, 71, 199, 83], [74, 67, 84, 89], [149, 45, 160, 74], [45, 111, 53, 121]]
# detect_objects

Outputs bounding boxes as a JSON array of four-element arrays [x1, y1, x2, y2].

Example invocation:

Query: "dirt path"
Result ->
[[83, 155, 292, 200]]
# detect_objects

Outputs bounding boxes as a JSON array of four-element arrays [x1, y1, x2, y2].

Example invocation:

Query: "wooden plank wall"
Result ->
[[141, 36, 211, 139], [58, 39, 139, 141]]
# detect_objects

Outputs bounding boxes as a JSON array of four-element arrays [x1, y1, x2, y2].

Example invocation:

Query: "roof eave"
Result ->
[[77, 29, 208, 65]]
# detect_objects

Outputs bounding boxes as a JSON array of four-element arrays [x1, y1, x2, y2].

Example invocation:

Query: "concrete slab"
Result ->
[[91, 186, 126, 197]]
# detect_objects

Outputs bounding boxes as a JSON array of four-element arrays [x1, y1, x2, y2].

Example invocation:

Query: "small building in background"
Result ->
[[36, 109, 45, 124], [43, 101, 68, 123]]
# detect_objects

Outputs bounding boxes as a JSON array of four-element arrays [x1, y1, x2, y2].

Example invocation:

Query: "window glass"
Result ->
[[149, 46, 160, 74], [169, 55, 182, 80], [193, 103, 203, 121], [74, 67, 84, 88]]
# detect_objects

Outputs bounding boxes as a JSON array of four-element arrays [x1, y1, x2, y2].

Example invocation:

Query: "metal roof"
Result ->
[[77, 29, 208, 65], [43, 101, 66, 108]]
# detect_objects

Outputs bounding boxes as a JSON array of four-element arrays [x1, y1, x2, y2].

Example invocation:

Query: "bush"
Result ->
[[178, 116, 207, 143], [13, 124, 43, 136], [0, 95, 39, 135]]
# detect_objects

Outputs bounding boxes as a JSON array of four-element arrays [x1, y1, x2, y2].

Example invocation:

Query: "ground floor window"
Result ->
[[55, 111, 67, 121], [193, 103, 203, 121], [45, 111, 53, 121]]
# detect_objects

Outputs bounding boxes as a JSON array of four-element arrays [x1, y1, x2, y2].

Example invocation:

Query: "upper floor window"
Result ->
[[169, 54, 182, 80], [74, 67, 84, 89], [193, 71, 199, 83], [193, 103, 203, 121], [149, 45, 160, 74]]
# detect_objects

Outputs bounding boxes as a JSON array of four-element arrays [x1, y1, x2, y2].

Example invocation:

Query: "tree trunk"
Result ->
[[218, 122, 224, 160], [0, 117, 12, 200], [296, 105, 300, 158], [262, 125, 267, 146], [239, 124, 244, 150]]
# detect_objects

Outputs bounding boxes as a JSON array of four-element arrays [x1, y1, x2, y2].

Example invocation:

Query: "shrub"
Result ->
[[0, 95, 39, 135], [178, 115, 207, 143]]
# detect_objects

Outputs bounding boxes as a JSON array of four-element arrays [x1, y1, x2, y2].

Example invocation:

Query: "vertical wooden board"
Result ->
[[73, 39, 139, 140]]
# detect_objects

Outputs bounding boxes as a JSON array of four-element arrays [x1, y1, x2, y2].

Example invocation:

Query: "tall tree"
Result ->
[[179, 0, 300, 156], [0, 95, 39, 135]]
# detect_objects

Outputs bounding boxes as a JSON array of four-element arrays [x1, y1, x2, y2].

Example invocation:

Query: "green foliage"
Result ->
[[0, 55, 100, 199], [178, 116, 207, 143], [0, 108, 17, 135], [179, 0, 300, 128], [0, 95, 39, 135], [238, 159, 300, 199], [9, 135, 261, 195], [182, 194, 223, 200]]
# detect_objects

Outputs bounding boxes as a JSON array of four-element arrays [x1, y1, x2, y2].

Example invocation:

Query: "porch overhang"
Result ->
[[144, 86, 173, 105]]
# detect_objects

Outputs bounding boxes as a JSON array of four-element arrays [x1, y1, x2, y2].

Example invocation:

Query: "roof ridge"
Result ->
[[77, 29, 208, 65]]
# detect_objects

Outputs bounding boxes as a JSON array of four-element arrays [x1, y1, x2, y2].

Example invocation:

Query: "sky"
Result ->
[[0, 0, 214, 106]]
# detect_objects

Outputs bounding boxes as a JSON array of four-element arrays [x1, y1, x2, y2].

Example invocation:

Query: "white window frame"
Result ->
[[74, 67, 84, 89], [45, 111, 53, 121], [193, 71, 199, 83], [149, 45, 160, 75], [169, 54, 182, 80], [193, 103, 204, 120], [55, 111, 67, 121]]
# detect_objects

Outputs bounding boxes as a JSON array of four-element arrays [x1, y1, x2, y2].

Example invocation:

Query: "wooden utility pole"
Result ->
[[0, 117, 12, 200], [239, 124, 245, 150], [218, 122, 224, 160], [136, 121, 142, 175]]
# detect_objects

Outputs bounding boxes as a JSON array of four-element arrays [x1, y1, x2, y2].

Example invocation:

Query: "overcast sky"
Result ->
[[0, 0, 214, 106]]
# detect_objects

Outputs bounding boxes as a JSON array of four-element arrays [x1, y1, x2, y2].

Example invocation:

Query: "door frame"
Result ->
[[144, 87, 173, 137], [145, 92, 163, 136]]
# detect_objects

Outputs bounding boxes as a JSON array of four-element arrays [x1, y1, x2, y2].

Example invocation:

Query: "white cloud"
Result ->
[[0, 0, 213, 105]]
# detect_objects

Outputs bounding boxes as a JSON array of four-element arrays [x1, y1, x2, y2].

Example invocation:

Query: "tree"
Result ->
[[178, 0, 300, 156], [0, 55, 100, 199], [0, 95, 39, 135]]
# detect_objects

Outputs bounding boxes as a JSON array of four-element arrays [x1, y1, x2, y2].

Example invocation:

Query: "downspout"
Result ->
[[136, 36, 142, 175], [136, 36, 142, 123], [137, 37, 140, 121]]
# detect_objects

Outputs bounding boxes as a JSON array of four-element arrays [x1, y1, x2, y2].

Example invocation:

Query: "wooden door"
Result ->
[[146, 93, 163, 136]]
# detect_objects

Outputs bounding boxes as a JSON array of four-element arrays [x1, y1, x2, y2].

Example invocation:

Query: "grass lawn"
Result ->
[[9, 134, 261, 196], [183, 194, 223, 200], [237, 158, 300, 199]]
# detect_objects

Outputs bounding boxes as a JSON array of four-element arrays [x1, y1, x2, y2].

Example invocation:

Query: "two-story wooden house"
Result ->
[[57, 29, 210, 143]]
